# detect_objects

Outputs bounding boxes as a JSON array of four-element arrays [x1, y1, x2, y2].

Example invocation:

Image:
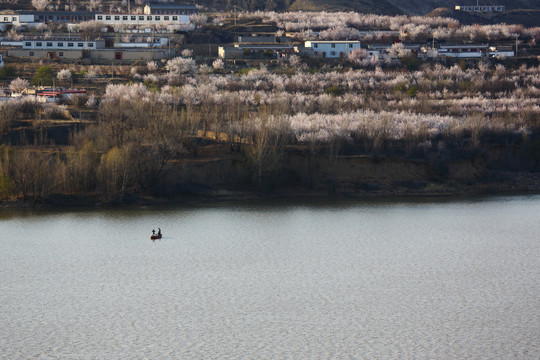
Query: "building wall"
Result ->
[[7, 49, 169, 62], [305, 41, 361, 58], [30, 12, 95, 23], [144, 4, 198, 15], [89, 49, 168, 62], [96, 13, 190, 26], [22, 40, 105, 50], [455, 5, 505, 12], [7, 49, 83, 60], [0, 14, 18, 24]]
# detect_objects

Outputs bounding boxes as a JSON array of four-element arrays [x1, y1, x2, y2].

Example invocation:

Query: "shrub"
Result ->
[[32, 66, 54, 86]]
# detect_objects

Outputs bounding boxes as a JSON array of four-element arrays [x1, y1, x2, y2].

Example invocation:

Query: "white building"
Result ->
[[95, 13, 191, 26], [438, 44, 489, 58], [0, 13, 36, 26], [304, 41, 361, 58], [455, 5, 505, 12], [114, 37, 168, 48], [143, 3, 198, 15], [22, 39, 105, 50]]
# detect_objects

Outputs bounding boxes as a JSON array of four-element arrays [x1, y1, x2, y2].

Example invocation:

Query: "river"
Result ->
[[1, 196, 539, 359]]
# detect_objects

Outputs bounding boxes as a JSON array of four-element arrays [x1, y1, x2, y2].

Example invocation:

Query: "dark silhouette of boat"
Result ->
[[151, 228, 162, 240]]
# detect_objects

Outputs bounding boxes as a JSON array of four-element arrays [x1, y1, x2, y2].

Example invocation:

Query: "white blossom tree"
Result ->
[[212, 58, 224, 70], [9, 78, 29, 94], [57, 69, 72, 83], [32, 0, 50, 10]]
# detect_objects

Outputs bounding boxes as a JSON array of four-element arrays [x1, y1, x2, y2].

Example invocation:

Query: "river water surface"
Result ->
[[1, 196, 539, 359]]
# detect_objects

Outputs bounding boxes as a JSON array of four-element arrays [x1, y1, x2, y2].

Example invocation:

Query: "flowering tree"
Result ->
[[190, 14, 208, 27], [9, 78, 29, 94], [147, 61, 158, 72], [32, 0, 50, 11], [57, 69, 72, 83], [166, 57, 197, 75], [212, 58, 224, 70], [86, 0, 101, 11], [181, 49, 193, 58]]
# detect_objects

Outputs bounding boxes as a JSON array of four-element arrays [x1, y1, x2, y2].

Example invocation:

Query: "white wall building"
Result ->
[[438, 44, 488, 58], [0, 13, 36, 26], [143, 3, 198, 15], [95, 13, 190, 26], [455, 5, 505, 12], [304, 41, 361, 58], [21, 39, 105, 50]]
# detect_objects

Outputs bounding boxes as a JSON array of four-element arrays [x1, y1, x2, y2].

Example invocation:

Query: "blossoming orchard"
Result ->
[[0, 8, 539, 201]]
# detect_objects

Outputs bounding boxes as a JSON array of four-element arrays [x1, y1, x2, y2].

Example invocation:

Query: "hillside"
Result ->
[[427, 6, 540, 26], [0, 0, 540, 16], [288, 0, 402, 15], [386, 0, 540, 16]]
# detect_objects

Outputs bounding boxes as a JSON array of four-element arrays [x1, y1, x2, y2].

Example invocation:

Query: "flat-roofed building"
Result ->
[[438, 44, 489, 58], [95, 13, 190, 26], [304, 40, 361, 58], [454, 5, 505, 12], [17, 11, 97, 23], [21, 39, 105, 50], [143, 3, 199, 15]]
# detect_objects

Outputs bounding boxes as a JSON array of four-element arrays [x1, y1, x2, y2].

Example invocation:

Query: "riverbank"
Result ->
[[2, 169, 539, 209]]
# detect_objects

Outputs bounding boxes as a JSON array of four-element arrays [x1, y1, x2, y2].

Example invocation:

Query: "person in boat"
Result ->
[[157, 228, 161, 236], [152, 229, 156, 235]]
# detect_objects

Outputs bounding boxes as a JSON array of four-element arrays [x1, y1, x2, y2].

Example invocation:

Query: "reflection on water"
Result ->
[[1, 196, 539, 359]]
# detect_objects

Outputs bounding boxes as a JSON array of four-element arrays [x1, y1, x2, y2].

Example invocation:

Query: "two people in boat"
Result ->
[[152, 228, 162, 236]]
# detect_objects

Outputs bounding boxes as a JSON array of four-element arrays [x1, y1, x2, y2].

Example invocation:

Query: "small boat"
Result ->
[[151, 233, 162, 240]]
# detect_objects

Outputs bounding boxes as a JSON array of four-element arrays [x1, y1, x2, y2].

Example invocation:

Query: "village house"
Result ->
[[454, 5, 505, 12], [304, 41, 361, 58], [95, 13, 191, 27], [143, 3, 199, 15]]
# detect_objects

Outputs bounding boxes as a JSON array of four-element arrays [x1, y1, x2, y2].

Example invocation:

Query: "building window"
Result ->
[[97, 15, 103, 20], [47, 42, 53, 47], [314, 44, 318, 48], [331, 43, 335, 48], [59, 52, 63, 57], [88, 43, 94, 47], [330, 51, 336, 56], [155, 16, 160, 20], [3, 17, 7, 22], [29, 51, 34, 56], [131, 16, 136, 20], [115, 16, 120, 20], [147, 16, 152, 20], [123, 16, 128, 20], [36, 42, 42, 47], [172, 16, 178, 21], [58, 42, 63, 47], [25, 42, 31, 47], [349, 43, 353, 48], [78, 43, 84, 47], [139, 16, 144, 20], [106, 16, 111, 20], [68, 43, 74, 47], [115, 52, 123, 60], [164, 16, 169, 20]]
